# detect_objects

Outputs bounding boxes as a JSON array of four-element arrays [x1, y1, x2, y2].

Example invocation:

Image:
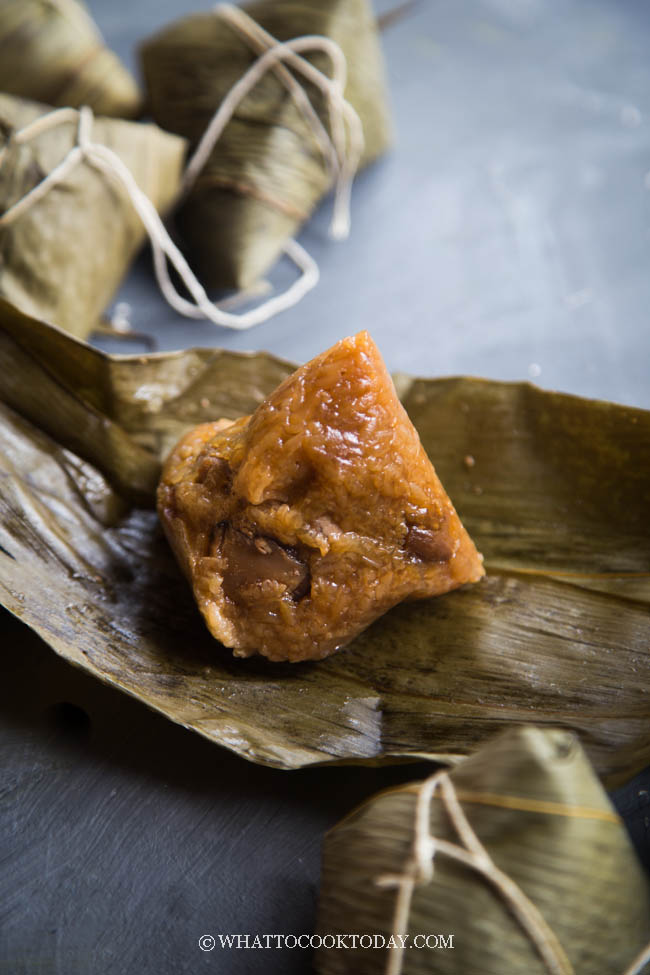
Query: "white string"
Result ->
[[376, 769, 575, 975], [186, 9, 337, 194], [623, 943, 650, 975], [0, 8, 365, 331], [190, 3, 365, 239], [375, 769, 650, 975], [0, 108, 85, 224], [0, 106, 319, 330], [212, 5, 343, 202]]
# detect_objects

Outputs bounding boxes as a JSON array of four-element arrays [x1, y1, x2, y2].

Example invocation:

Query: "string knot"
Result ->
[[379, 770, 576, 975]]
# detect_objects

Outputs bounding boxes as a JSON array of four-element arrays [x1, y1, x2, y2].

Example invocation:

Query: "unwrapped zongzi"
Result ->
[[0, 0, 141, 118], [316, 726, 650, 974], [157, 332, 484, 662], [140, 0, 392, 290], [0, 94, 187, 339]]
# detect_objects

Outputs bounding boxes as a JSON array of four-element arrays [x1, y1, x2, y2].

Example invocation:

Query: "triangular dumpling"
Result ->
[[0, 94, 186, 339], [158, 332, 484, 661], [140, 0, 392, 290]]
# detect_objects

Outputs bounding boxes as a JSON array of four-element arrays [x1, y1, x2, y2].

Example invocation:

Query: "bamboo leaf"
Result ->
[[0, 95, 186, 340], [140, 0, 392, 290], [0, 304, 648, 786], [316, 727, 650, 974], [0, 0, 141, 119]]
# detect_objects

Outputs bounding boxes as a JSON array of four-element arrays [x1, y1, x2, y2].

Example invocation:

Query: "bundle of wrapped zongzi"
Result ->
[[157, 331, 484, 662], [316, 726, 650, 974], [0, 94, 186, 340], [140, 0, 392, 291], [0, 0, 141, 119]]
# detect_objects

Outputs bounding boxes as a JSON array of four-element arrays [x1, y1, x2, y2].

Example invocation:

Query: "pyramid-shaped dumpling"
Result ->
[[140, 0, 392, 290], [157, 333, 484, 661], [0, 94, 186, 339]]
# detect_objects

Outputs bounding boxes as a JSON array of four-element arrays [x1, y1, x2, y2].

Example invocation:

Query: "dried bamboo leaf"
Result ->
[[0, 0, 141, 118], [0, 94, 187, 339], [315, 726, 650, 974], [0, 304, 649, 785], [140, 0, 392, 290]]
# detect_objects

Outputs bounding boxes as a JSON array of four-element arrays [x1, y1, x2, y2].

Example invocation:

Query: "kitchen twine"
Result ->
[[375, 769, 650, 975], [0, 3, 364, 331]]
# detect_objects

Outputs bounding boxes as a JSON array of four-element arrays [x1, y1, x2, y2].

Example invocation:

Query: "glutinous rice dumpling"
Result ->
[[315, 726, 650, 975], [157, 332, 484, 662], [0, 94, 186, 340], [140, 0, 392, 291]]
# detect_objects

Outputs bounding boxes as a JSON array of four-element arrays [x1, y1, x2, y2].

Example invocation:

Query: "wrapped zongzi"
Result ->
[[316, 726, 650, 974], [0, 94, 186, 339], [157, 332, 484, 662], [140, 0, 392, 291], [0, 0, 141, 118]]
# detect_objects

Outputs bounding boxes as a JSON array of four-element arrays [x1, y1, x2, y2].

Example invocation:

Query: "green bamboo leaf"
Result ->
[[0, 95, 186, 340], [316, 727, 650, 974]]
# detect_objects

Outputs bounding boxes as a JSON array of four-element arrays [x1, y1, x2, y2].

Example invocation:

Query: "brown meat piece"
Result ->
[[157, 332, 484, 662]]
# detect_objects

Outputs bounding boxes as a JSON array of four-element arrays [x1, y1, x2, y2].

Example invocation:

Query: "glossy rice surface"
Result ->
[[157, 332, 484, 661]]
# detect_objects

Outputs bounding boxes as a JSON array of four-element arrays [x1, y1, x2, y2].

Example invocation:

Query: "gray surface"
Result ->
[[2, 1, 650, 974], [92, 0, 650, 410], [0, 613, 430, 975]]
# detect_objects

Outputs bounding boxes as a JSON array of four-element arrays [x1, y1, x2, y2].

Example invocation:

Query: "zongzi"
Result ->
[[0, 0, 141, 119], [140, 0, 392, 291], [0, 94, 187, 340], [157, 332, 484, 662], [315, 726, 650, 974]]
